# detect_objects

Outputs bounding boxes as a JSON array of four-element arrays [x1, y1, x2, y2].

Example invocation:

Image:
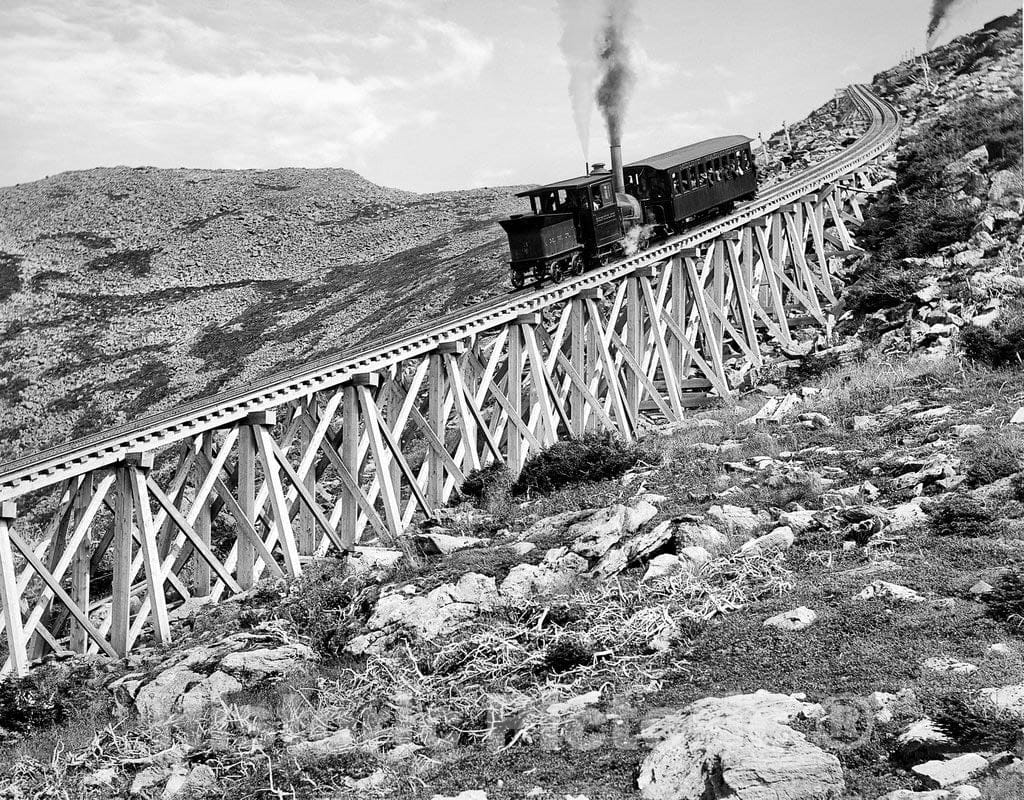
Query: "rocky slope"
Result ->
[[1, 78, 873, 466], [0, 11, 1022, 800], [0, 168, 525, 460]]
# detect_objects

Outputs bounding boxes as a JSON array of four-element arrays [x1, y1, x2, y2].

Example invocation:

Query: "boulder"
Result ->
[[220, 643, 315, 677], [707, 505, 761, 536], [178, 671, 243, 719], [676, 522, 729, 554], [642, 554, 686, 583], [568, 500, 658, 558], [979, 683, 1024, 719], [887, 500, 927, 533], [135, 667, 205, 722], [921, 656, 977, 675], [349, 547, 404, 574], [763, 607, 817, 631], [877, 792, 950, 800], [82, 767, 118, 788], [416, 532, 486, 555], [546, 690, 602, 716], [591, 521, 674, 578], [855, 581, 925, 603], [637, 690, 843, 800], [778, 508, 817, 533], [739, 526, 794, 557], [162, 764, 217, 799], [499, 551, 587, 606], [354, 572, 499, 650], [911, 753, 987, 788], [286, 728, 356, 761], [989, 168, 1023, 203]]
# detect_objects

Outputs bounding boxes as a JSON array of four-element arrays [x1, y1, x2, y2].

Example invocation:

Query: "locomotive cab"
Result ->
[[500, 173, 626, 288]]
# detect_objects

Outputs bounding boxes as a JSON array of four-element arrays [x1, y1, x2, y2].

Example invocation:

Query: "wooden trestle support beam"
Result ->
[[0, 168, 890, 674]]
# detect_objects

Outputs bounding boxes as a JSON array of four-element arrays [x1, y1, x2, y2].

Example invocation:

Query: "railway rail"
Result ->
[[0, 84, 900, 673]]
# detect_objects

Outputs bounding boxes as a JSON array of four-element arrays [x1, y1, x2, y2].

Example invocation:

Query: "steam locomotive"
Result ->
[[499, 135, 757, 288]]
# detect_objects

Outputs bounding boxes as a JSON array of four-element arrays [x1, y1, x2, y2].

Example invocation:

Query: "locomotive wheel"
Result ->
[[510, 270, 525, 289], [569, 252, 584, 275], [550, 261, 565, 283]]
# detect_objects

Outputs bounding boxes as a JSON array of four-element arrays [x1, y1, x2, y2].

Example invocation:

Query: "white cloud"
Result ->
[[0, 0, 495, 183]]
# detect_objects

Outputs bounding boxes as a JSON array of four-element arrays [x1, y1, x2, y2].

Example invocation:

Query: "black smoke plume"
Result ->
[[927, 0, 965, 46], [595, 0, 637, 145]]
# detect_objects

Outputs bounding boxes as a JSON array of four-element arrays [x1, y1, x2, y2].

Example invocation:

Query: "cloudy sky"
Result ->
[[0, 0, 1018, 192]]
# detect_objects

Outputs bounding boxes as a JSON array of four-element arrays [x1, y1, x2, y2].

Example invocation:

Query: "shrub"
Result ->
[[276, 559, 367, 658], [456, 462, 513, 509], [1012, 471, 1024, 502], [933, 690, 1022, 751], [928, 495, 994, 538], [959, 298, 1024, 369], [841, 256, 924, 315], [962, 433, 1023, 488], [984, 567, 1024, 632], [511, 432, 641, 497], [0, 660, 101, 742]]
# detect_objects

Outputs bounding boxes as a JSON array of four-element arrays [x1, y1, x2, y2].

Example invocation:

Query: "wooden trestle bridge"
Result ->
[[0, 84, 900, 675]]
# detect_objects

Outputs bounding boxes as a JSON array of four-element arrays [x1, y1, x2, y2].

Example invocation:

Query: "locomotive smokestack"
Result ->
[[609, 140, 624, 195]]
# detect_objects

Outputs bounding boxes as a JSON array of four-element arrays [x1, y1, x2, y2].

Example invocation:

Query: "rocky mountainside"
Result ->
[[0, 11, 1022, 800], [0, 167, 525, 460], [1, 78, 873, 466]]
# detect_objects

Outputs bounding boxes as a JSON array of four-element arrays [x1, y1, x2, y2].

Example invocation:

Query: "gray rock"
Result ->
[[979, 683, 1024, 719], [220, 643, 314, 677], [179, 671, 243, 719], [162, 764, 217, 799], [855, 581, 925, 603], [286, 728, 356, 761], [570, 500, 658, 558], [135, 667, 204, 722], [763, 606, 817, 631], [637, 690, 843, 800], [707, 504, 761, 536], [877, 791, 950, 800], [989, 168, 1023, 203], [498, 550, 587, 606], [82, 767, 118, 788], [591, 521, 674, 578], [779, 508, 817, 533], [739, 526, 794, 557], [349, 572, 499, 653], [416, 532, 486, 555], [921, 656, 977, 675], [911, 753, 987, 788], [642, 554, 686, 583], [676, 522, 729, 554]]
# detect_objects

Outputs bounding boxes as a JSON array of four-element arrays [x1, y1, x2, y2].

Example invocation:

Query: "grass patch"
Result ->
[[929, 494, 995, 538], [962, 431, 1023, 487]]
